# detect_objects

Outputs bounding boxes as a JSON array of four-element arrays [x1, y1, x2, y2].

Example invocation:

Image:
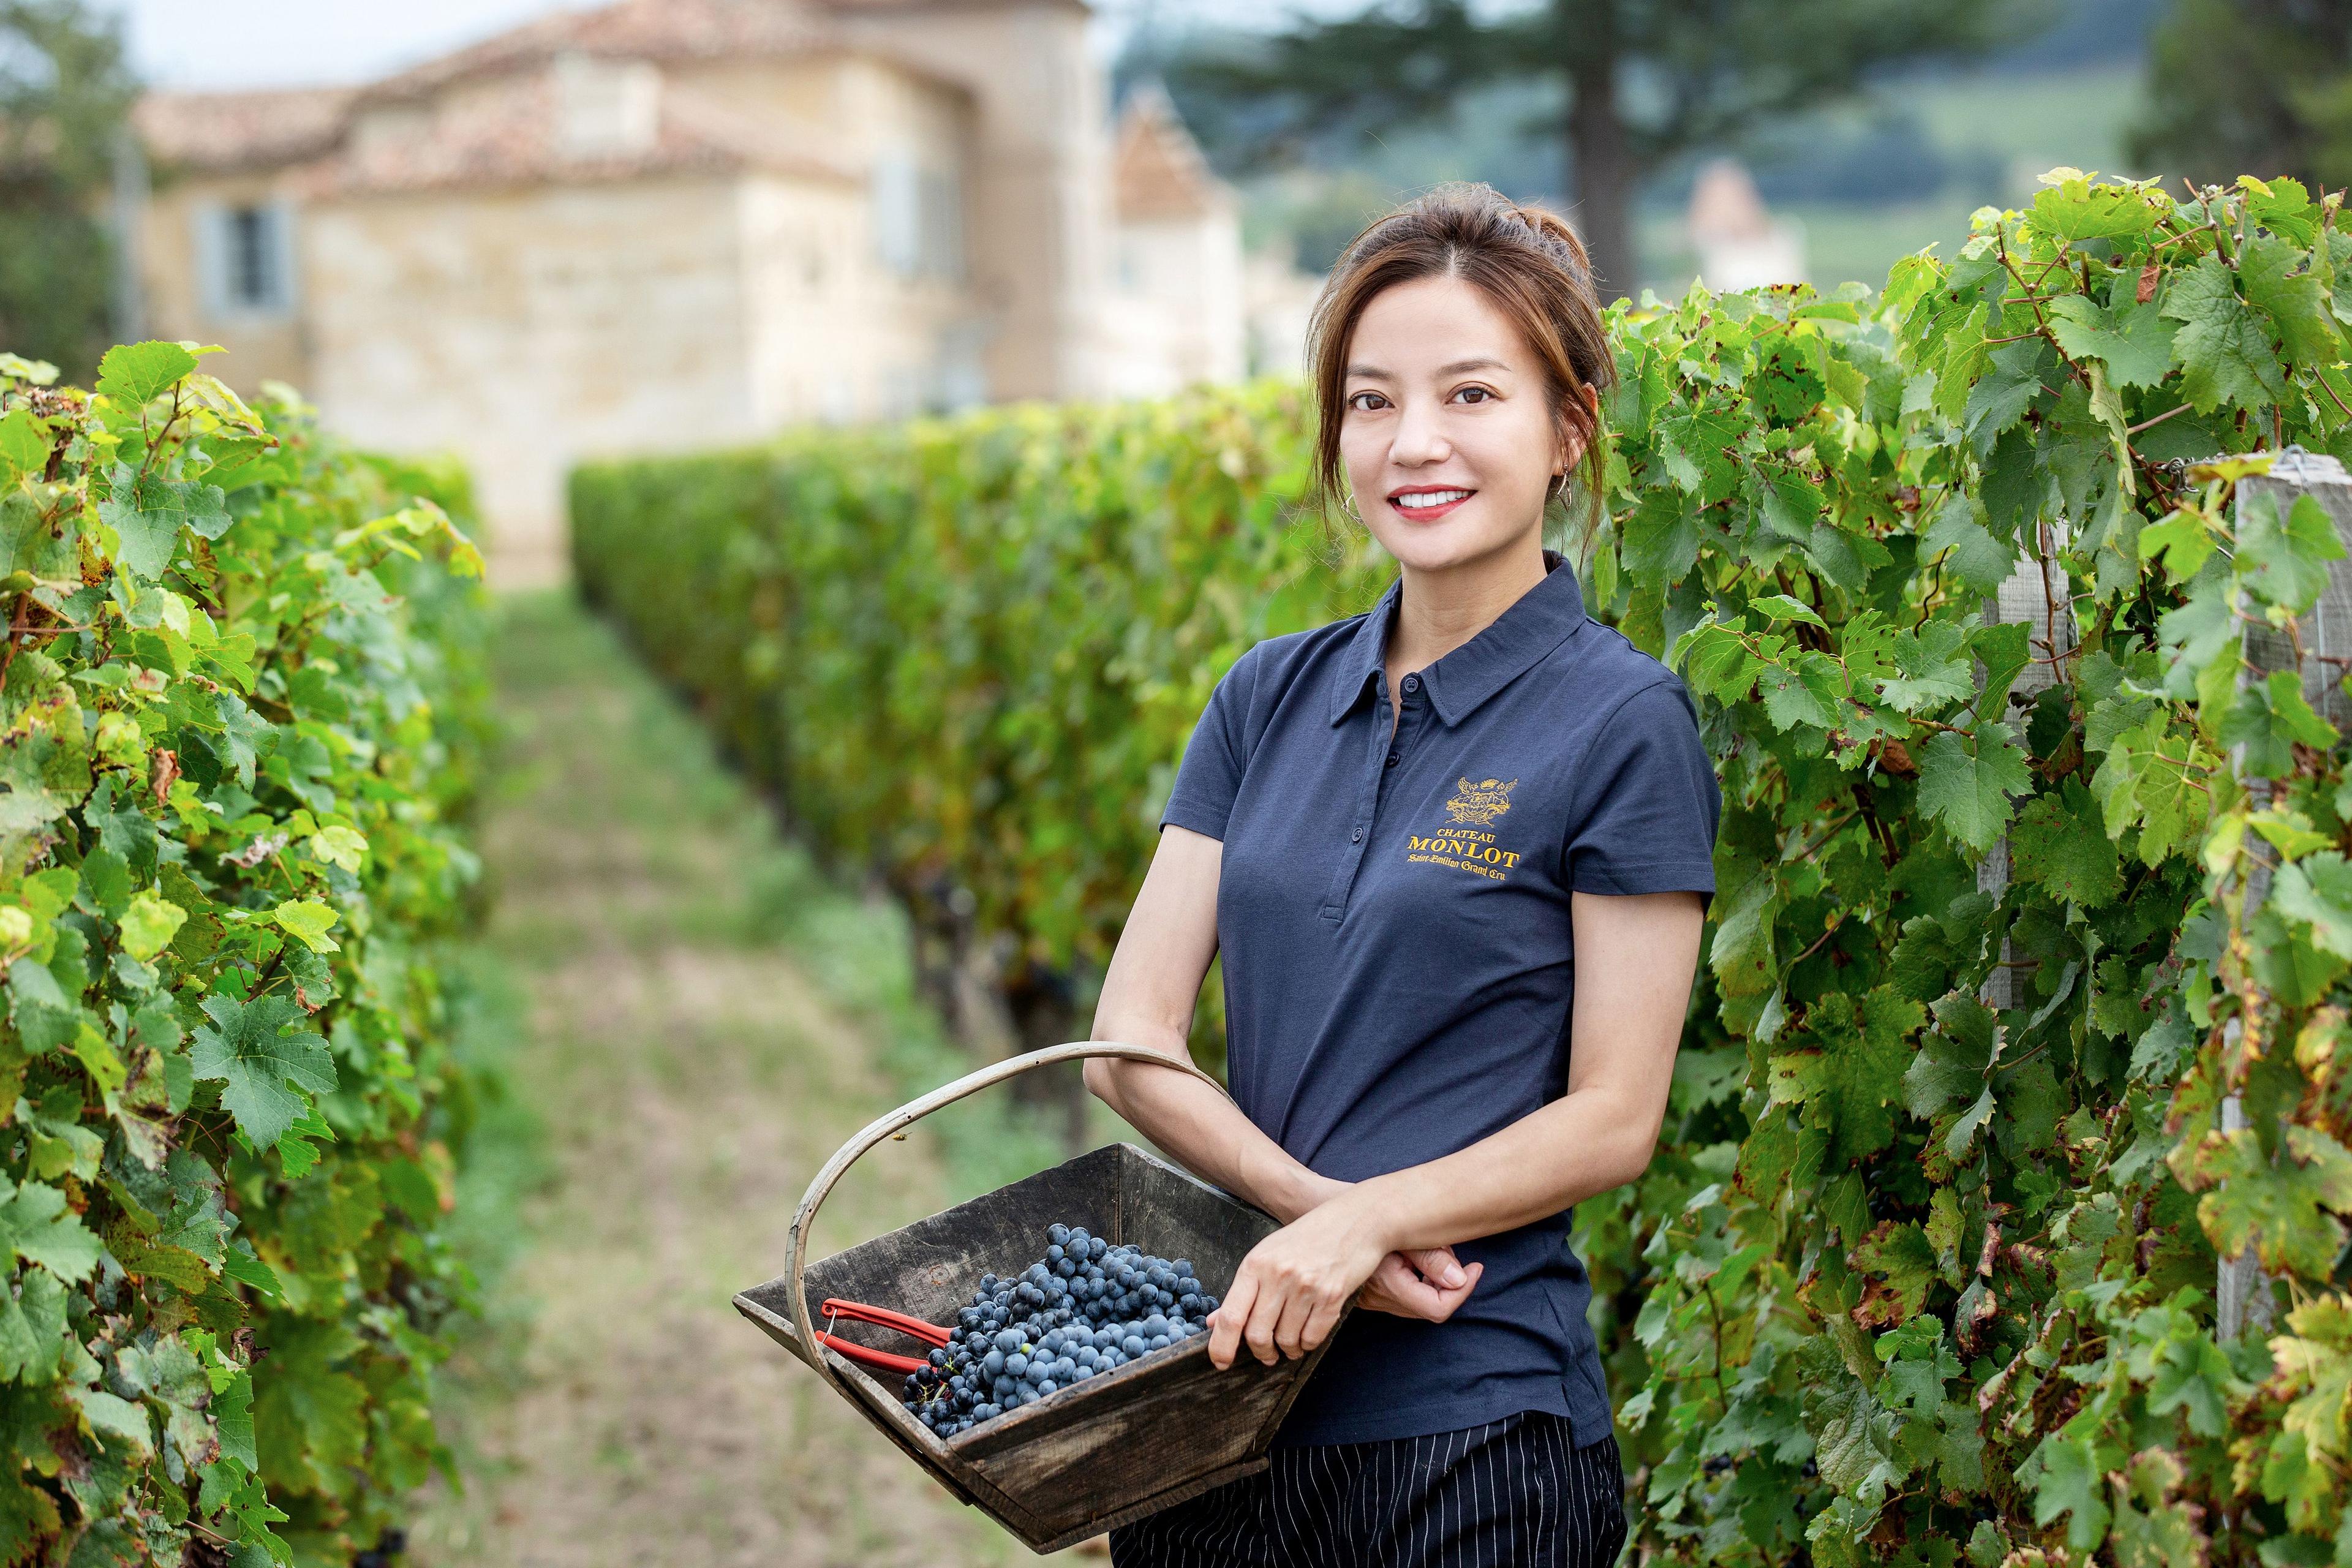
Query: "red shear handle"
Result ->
[[822, 1298, 949, 1347], [811, 1333, 929, 1375], [812, 1297, 952, 1375]]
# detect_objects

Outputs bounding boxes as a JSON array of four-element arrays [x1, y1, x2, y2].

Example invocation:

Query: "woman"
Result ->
[[1084, 184, 1721, 1567]]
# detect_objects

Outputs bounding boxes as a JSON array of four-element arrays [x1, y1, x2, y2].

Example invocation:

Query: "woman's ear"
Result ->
[[1554, 383, 1603, 477]]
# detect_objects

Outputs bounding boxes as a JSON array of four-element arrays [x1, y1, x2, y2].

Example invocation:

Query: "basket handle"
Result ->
[[783, 1040, 1230, 1400]]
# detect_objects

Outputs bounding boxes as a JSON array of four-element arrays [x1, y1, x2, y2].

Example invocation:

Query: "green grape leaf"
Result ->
[[94, 341, 197, 408], [1751, 593, 1827, 628], [2163, 257, 2285, 413], [1922, 494, 2016, 595], [69, 1386, 153, 1460], [1962, 339, 2052, 454], [221, 1242, 282, 1302], [1759, 658, 1841, 733], [2027, 170, 2161, 242], [187, 993, 336, 1150], [1917, 724, 2032, 853], [2222, 669, 2340, 777], [0, 409, 50, 478], [213, 1368, 256, 1470], [96, 464, 230, 580], [0, 1177, 104, 1284], [254, 1319, 369, 1493], [2268, 852, 2352, 957], [2045, 295, 2178, 389], [2010, 782, 2124, 907], [0, 1267, 66, 1382], [2240, 491, 2346, 615], [2138, 507, 2218, 582], [2030, 1432, 2116, 1550], [1877, 621, 1975, 714], [2240, 232, 2344, 369]]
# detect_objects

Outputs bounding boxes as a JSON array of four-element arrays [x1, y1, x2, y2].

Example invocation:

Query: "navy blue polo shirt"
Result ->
[[1160, 551, 1721, 1447]]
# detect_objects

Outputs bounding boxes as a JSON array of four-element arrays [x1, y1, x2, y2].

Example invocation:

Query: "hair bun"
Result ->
[[1505, 202, 1594, 281]]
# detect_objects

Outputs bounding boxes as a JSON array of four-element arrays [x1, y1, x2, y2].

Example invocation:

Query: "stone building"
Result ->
[[127, 0, 1245, 584], [1686, 158, 1807, 295]]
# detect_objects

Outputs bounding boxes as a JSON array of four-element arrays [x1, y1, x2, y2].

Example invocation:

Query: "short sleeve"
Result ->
[[1159, 647, 1261, 842], [1562, 678, 1721, 907]]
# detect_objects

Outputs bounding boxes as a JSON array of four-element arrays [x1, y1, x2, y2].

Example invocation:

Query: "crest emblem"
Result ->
[[1445, 777, 1517, 827]]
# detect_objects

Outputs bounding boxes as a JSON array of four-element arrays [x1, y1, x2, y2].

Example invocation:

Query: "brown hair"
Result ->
[[1306, 183, 1615, 549]]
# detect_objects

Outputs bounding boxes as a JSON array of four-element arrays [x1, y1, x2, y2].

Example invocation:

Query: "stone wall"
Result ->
[[304, 177, 753, 587]]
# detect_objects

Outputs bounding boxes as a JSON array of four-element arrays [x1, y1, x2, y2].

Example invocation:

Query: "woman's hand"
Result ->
[[1279, 1169, 1482, 1326], [1207, 1190, 1474, 1368], [1360, 1246, 1483, 1322]]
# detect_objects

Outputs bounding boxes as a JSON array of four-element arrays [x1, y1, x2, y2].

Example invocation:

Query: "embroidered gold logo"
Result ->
[[1445, 777, 1517, 827]]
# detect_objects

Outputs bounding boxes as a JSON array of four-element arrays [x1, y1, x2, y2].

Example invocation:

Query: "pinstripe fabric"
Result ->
[[1109, 1413, 1625, 1567]]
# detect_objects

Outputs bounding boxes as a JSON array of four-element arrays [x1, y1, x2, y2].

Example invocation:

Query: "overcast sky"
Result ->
[[103, 0, 1310, 91]]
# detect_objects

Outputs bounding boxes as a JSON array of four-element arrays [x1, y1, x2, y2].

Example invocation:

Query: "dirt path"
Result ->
[[407, 595, 1052, 1567]]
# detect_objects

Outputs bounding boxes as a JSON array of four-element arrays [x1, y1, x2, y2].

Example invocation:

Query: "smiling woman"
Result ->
[[1082, 184, 1720, 1567]]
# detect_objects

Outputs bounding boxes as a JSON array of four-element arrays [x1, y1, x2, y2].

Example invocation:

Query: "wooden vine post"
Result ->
[[2216, 447, 2352, 1338], [1977, 518, 2079, 1012]]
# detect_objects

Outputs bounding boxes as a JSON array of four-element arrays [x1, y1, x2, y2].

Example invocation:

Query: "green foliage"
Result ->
[[0, 345, 488, 1564], [2130, 0, 2352, 194], [0, 2, 135, 382], [577, 172, 2352, 1562]]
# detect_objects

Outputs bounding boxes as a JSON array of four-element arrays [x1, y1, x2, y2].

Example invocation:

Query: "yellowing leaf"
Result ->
[[307, 826, 367, 873], [271, 899, 340, 952]]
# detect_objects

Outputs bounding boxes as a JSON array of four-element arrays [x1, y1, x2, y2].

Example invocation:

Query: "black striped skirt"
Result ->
[[1109, 1411, 1627, 1567]]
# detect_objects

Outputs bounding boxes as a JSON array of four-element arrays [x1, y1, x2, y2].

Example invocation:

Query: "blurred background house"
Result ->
[[121, 0, 1248, 584], [1685, 159, 1807, 293]]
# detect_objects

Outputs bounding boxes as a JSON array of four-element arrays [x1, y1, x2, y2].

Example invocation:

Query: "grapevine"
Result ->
[[0, 344, 488, 1567]]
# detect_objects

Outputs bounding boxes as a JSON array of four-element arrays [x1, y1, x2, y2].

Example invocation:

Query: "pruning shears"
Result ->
[[812, 1297, 950, 1376]]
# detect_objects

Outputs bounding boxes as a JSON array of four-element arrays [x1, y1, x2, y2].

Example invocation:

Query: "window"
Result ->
[[871, 151, 964, 283], [872, 153, 922, 280], [196, 201, 295, 317], [227, 208, 277, 309]]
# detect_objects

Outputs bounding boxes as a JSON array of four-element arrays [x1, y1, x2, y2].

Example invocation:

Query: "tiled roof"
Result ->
[[133, 86, 359, 174], [363, 0, 837, 103], [130, 0, 1020, 184], [1112, 85, 1227, 224], [299, 76, 859, 198]]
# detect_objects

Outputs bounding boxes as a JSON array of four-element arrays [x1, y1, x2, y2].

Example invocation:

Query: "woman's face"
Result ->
[[1338, 273, 1575, 576]]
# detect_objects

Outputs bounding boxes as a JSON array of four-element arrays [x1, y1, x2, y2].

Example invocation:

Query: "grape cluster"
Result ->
[[899, 1223, 1221, 1438]]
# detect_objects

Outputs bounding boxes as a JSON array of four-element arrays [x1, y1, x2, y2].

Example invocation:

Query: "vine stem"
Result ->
[[2127, 402, 2195, 436]]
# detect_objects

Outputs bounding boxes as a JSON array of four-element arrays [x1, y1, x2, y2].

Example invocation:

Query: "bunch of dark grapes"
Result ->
[[900, 1223, 1221, 1438]]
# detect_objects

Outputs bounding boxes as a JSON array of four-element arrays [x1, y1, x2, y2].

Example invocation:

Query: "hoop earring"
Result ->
[[1341, 490, 1362, 523], [1548, 472, 1569, 508]]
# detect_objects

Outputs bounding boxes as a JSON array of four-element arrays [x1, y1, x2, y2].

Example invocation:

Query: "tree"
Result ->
[[0, 0, 136, 379], [2128, 0, 2352, 191], [1166, 0, 2051, 299]]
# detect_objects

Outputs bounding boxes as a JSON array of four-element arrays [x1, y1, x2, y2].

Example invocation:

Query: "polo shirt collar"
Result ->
[[1325, 549, 1588, 727]]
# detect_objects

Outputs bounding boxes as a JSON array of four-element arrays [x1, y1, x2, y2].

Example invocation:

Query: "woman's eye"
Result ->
[[1347, 391, 1389, 412], [1452, 386, 1494, 404]]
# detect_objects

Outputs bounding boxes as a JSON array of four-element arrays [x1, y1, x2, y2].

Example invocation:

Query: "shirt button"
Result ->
[[1351, 826, 1364, 842], [1385, 752, 1400, 767], [1401, 674, 1421, 695]]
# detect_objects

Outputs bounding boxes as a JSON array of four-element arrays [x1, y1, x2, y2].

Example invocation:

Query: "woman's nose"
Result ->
[[1389, 401, 1451, 466]]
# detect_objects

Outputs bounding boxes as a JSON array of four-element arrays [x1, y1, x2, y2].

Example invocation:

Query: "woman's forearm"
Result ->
[[1085, 1012, 1337, 1224], [1344, 1080, 1664, 1257]]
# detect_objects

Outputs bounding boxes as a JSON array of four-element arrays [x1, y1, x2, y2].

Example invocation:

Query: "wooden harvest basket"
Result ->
[[734, 1042, 1343, 1554]]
